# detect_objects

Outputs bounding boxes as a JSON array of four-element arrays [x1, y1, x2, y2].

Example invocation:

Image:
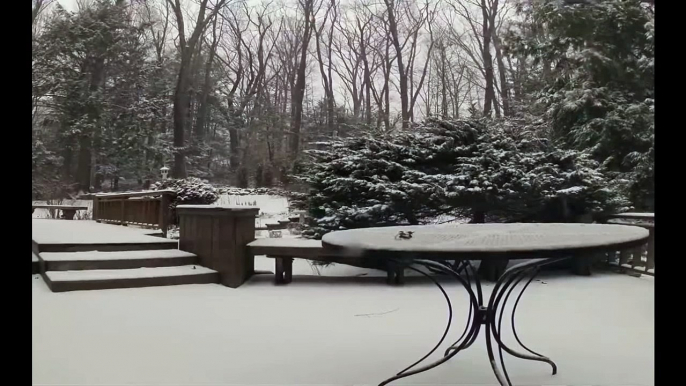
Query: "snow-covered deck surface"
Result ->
[[45, 265, 216, 281], [40, 249, 195, 261], [32, 219, 172, 245], [32, 259, 654, 386]]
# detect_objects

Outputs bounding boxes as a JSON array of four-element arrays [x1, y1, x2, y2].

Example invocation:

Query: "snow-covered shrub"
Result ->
[[153, 177, 219, 224], [296, 118, 630, 239], [435, 119, 631, 222]]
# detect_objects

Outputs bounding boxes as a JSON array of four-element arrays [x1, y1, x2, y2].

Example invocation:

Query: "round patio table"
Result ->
[[321, 223, 649, 386]]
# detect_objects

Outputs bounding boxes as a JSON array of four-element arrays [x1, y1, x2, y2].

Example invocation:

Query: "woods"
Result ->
[[32, 0, 654, 215]]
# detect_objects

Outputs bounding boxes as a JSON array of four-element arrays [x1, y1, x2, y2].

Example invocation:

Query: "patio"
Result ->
[[32, 257, 654, 386]]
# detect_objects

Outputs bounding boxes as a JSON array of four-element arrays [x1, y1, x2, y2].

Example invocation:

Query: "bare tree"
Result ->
[[381, 0, 408, 128], [213, 2, 280, 169], [194, 14, 223, 140], [313, 0, 338, 135], [444, 0, 514, 118], [379, 0, 435, 129], [289, 0, 321, 156], [406, 1, 436, 123], [366, 21, 395, 131], [32, 0, 56, 126], [32, 0, 55, 33], [167, 0, 228, 178]]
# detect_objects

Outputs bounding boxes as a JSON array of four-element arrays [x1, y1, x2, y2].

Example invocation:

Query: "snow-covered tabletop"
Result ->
[[321, 223, 649, 259], [322, 223, 650, 386]]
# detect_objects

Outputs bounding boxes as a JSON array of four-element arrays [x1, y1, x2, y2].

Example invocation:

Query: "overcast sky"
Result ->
[[57, 0, 77, 11]]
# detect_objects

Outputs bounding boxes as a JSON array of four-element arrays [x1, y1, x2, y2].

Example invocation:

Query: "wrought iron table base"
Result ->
[[379, 257, 569, 386]]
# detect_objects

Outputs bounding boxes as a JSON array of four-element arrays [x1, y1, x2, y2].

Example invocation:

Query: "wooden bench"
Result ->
[[246, 238, 526, 284], [247, 238, 405, 284], [32, 205, 88, 220]]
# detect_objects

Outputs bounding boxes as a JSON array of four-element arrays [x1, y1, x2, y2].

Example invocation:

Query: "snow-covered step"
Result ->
[[44, 265, 219, 292], [40, 249, 198, 271]]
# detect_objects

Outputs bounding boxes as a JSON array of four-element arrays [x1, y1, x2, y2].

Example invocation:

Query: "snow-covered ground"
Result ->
[[32, 200, 93, 219], [32, 265, 654, 386], [32, 219, 174, 245], [215, 194, 292, 232]]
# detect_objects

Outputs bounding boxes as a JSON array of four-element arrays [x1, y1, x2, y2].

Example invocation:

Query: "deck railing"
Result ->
[[599, 213, 654, 276], [92, 190, 175, 237]]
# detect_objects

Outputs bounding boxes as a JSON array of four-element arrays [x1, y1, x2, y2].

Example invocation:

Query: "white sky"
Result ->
[[56, 0, 78, 11]]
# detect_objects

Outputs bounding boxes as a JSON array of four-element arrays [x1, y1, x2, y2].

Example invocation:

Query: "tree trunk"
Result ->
[[76, 57, 105, 191], [228, 118, 240, 169], [481, 0, 495, 117], [171, 57, 191, 178], [385, 0, 409, 129], [194, 35, 218, 140], [314, 4, 336, 136], [167, 0, 225, 178], [76, 134, 92, 192], [440, 45, 448, 118], [289, 1, 315, 156], [493, 33, 510, 116]]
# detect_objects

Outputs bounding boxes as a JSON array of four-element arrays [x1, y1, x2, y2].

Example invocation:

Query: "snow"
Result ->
[[32, 266, 654, 385], [45, 265, 216, 282], [322, 223, 649, 254], [40, 249, 195, 262], [612, 212, 655, 219], [176, 205, 258, 212], [32, 200, 93, 219], [216, 194, 288, 216], [556, 186, 584, 195], [249, 238, 322, 249], [216, 194, 291, 231], [32, 219, 176, 245]]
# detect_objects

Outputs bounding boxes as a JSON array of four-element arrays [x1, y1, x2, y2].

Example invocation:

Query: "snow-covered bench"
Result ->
[[247, 238, 404, 284]]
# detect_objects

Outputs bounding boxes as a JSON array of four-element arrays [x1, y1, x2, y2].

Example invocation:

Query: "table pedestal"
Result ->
[[379, 257, 569, 386]]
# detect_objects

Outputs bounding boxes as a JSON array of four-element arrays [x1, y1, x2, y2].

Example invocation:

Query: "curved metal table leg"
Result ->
[[483, 258, 569, 386], [378, 259, 481, 386], [378, 257, 569, 386]]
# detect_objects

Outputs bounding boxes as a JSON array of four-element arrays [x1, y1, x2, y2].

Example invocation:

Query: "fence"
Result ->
[[92, 190, 175, 237], [599, 213, 654, 276]]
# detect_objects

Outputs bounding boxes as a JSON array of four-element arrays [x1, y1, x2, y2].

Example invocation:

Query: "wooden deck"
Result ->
[[32, 219, 177, 253]]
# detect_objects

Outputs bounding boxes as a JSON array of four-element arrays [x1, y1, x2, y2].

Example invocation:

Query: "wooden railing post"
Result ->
[[630, 246, 644, 269], [646, 228, 655, 271], [177, 205, 259, 288], [119, 199, 126, 226], [93, 196, 100, 222], [159, 193, 170, 238]]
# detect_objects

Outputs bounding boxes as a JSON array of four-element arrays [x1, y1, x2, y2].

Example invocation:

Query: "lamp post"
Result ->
[[160, 166, 169, 180]]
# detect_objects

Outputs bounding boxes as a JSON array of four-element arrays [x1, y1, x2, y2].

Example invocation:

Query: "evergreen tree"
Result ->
[[33, 0, 167, 193], [506, 0, 654, 208], [297, 118, 630, 239]]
